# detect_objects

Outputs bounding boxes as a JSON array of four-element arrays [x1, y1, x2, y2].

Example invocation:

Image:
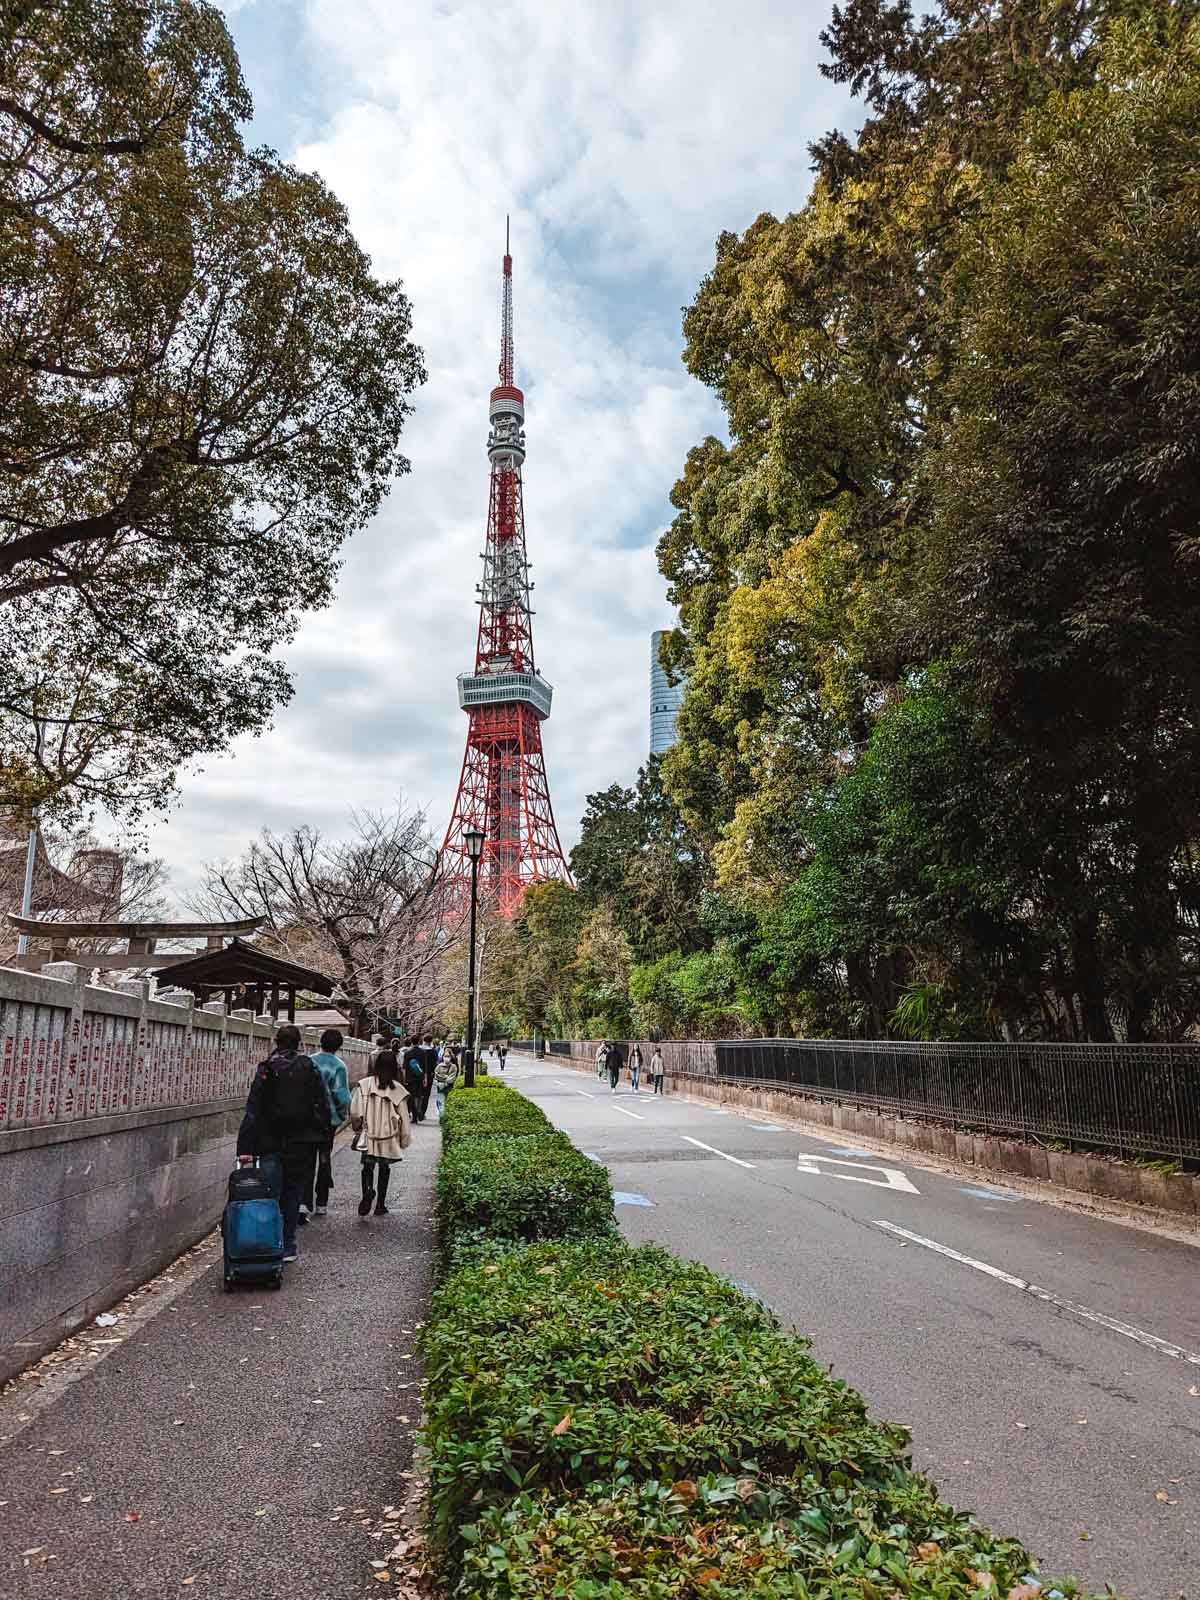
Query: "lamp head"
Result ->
[[464, 828, 486, 862]]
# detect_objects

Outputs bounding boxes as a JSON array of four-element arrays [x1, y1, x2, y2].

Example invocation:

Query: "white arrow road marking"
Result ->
[[682, 1136, 756, 1169], [796, 1154, 920, 1193], [875, 1221, 1200, 1365], [613, 1104, 645, 1120]]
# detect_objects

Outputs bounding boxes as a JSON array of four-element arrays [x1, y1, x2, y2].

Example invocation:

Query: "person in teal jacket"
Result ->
[[310, 1028, 351, 1215]]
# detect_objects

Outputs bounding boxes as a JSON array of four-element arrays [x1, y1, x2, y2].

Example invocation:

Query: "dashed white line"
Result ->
[[682, 1135, 756, 1169], [575, 1090, 595, 1099], [874, 1222, 1200, 1366], [612, 1104, 645, 1120]]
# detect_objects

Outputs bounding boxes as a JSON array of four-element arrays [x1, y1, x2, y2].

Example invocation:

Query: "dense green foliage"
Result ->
[[497, 1, 1200, 1043], [434, 1085, 616, 1272], [0, 1, 424, 822], [422, 1078, 1108, 1598]]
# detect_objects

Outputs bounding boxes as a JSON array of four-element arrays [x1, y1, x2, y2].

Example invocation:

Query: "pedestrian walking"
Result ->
[[628, 1042, 643, 1093], [497, 1041, 508, 1071], [607, 1039, 624, 1093], [434, 1046, 458, 1116], [402, 1036, 425, 1123], [309, 1027, 351, 1215], [596, 1040, 608, 1080], [237, 1025, 332, 1263], [651, 1045, 665, 1095], [418, 1033, 438, 1118], [350, 1048, 412, 1216]]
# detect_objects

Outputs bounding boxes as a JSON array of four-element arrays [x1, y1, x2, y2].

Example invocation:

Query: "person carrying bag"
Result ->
[[349, 1049, 412, 1218]]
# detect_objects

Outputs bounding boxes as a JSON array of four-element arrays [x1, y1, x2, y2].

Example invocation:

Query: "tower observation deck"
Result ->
[[441, 226, 573, 916]]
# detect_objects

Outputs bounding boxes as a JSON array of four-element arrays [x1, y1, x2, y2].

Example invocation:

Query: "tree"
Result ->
[[198, 808, 452, 1038], [499, 881, 585, 1038], [914, 12, 1200, 1038], [570, 757, 710, 961], [0, 1, 425, 823]]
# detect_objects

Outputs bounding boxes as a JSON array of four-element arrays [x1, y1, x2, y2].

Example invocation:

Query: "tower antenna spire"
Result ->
[[441, 229, 572, 916]]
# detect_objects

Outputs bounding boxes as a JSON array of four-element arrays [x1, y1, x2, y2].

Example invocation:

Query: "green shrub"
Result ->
[[441, 1080, 554, 1147], [422, 1239, 908, 1567], [435, 1131, 616, 1273], [457, 1472, 1080, 1599]]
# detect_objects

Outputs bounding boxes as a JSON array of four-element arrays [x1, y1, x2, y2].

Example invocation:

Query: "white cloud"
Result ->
[[148, 0, 852, 901]]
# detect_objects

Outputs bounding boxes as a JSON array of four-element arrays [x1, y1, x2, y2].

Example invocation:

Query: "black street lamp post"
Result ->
[[463, 828, 485, 1088]]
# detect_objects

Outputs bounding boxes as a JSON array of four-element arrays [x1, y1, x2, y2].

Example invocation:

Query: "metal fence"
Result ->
[[547, 1037, 1200, 1161]]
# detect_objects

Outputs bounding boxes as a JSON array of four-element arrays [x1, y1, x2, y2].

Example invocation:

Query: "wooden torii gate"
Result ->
[[6, 914, 263, 972]]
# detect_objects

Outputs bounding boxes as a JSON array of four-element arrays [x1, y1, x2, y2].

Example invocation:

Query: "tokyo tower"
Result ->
[[441, 225, 572, 916]]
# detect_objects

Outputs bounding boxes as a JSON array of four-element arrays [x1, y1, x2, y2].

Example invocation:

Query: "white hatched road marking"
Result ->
[[682, 1136, 756, 1169], [613, 1104, 645, 1120], [875, 1222, 1200, 1366], [796, 1154, 920, 1194]]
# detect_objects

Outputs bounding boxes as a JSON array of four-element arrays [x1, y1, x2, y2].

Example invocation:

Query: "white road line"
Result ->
[[575, 1090, 595, 1099], [874, 1222, 1200, 1366], [682, 1135, 756, 1169], [612, 1104, 645, 1120]]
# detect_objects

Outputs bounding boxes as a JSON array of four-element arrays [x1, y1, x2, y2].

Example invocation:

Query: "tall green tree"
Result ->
[[0, 1, 425, 822]]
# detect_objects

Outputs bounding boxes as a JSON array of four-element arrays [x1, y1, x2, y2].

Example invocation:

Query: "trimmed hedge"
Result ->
[[424, 1082, 1109, 1599], [423, 1239, 908, 1561], [441, 1078, 553, 1147], [434, 1085, 616, 1273], [460, 1474, 1050, 1599]]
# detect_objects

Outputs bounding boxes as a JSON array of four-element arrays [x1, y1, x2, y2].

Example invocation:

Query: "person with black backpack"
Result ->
[[237, 1025, 332, 1262]]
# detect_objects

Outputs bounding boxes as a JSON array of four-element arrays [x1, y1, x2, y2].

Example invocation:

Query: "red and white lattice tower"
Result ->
[[441, 226, 573, 916]]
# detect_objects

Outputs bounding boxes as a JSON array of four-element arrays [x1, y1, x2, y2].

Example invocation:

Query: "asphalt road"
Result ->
[[503, 1055, 1199, 1600], [0, 1127, 439, 1599]]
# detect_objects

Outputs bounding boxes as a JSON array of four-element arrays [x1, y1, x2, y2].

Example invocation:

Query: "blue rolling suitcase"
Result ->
[[222, 1159, 284, 1291]]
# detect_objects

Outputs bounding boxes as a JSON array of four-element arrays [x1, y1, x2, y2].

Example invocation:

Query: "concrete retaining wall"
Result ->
[[0, 963, 371, 1381], [548, 1044, 1200, 1231]]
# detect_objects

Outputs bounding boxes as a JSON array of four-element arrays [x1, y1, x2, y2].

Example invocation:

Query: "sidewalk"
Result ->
[[0, 1125, 439, 1599]]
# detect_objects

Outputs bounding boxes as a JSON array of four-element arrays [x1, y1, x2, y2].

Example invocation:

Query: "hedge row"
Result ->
[[435, 1082, 616, 1274], [423, 1084, 1107, 1599]]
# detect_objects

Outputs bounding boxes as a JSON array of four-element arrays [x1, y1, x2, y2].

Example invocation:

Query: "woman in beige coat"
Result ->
[[350, 1049, 412, 1217]]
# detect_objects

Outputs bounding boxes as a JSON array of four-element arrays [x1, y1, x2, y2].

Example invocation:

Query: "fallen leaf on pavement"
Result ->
[[124, 1512, 141, 1523], [49, 1487, 68, 1495], [1154, 1491, 1177, 1504], [22, 1548, 45, 1557], [182, 1577, 196, 1586], [373, 1572, 391, 1582], [1079, 1532, 1092, 1541]]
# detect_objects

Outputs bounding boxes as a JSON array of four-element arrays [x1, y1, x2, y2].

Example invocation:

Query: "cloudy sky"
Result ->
[[145, 0, 855, 901]]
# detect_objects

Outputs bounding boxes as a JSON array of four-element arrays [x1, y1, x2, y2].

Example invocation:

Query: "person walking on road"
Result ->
[[596, 1040, 608, 1080], [434, 1045, 459, 1117], [651, 1045, 665, 1095], [237, 1025, 332, 1263], [628, 1042, 643, 1093], [309, 1028, 351, 1215], [350, 1048, 412, 1217], [607, 1039, 624, 1093], [497, 1041, 508, 1071]]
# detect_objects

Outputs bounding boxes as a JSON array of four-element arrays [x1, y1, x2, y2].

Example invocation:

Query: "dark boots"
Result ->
[[374, 1162, 391, 1216], [358, 1163, 374, 1216]]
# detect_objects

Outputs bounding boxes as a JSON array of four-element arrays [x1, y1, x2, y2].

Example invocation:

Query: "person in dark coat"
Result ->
[[237, 1024, 332, 1261], [417, 1033, 438, 1118], [401, 1036, 425, 1123], [607, 1039, 625, 1093]]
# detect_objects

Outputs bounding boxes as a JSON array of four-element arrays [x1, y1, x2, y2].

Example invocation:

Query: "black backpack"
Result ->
[[262, 1053, 318, 1136]]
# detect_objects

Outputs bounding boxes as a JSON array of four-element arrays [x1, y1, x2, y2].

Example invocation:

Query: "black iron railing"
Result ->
[[545, 1037, 1200, 1160]]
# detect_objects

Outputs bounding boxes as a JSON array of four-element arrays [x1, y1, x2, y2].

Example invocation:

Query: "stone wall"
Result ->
[[0, 963, 371, 1381]]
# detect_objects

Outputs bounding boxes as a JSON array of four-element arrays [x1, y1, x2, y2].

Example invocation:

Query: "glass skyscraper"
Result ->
[[650, 630, 685, 756]]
